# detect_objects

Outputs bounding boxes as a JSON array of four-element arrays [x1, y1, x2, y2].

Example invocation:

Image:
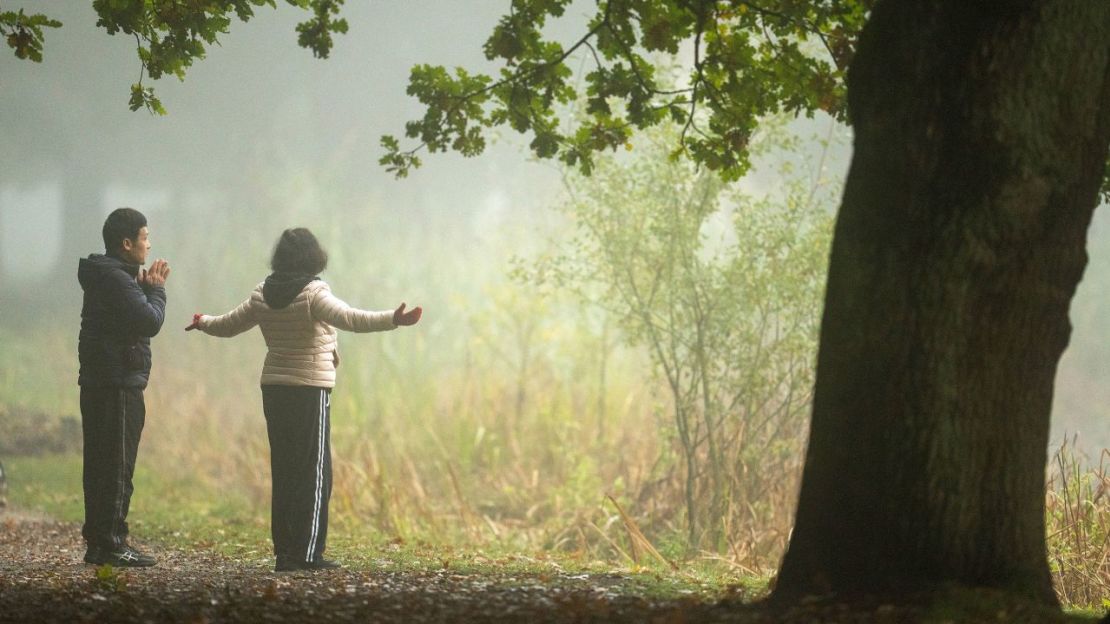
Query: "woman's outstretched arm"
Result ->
[[309, 284, 400, 333], [185, 297, 258, 337]]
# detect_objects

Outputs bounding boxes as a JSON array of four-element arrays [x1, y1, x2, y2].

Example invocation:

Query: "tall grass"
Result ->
[[1046, 438, 1110, 608], [0, 296, 798, 575]]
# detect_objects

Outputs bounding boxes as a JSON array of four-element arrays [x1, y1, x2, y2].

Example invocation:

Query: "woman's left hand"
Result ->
[[393, 303, 422, 326]]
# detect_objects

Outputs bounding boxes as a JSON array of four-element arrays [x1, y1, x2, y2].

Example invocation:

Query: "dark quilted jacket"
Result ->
[[77, 254, 166, 388]]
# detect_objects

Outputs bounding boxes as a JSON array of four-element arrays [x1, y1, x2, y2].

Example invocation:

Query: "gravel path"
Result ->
[[1, 509, 1092, 623], [0, 509, 750, 623]]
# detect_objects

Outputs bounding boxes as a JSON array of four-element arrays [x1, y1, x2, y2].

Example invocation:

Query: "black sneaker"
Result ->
[[89, 546, 156, 567], [274, 558, 300, 572], [274, 558, 341, 572], [83, 546, 105, 564]]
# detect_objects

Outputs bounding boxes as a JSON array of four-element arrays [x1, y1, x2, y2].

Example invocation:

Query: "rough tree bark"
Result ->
[[774, 0, 1110, 604]]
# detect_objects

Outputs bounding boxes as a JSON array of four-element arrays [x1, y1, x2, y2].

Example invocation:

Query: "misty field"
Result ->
[[3, 123, 1110, 612]]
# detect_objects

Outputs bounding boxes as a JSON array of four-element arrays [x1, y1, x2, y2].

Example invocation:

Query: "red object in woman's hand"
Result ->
[[393, 303, 422, 326], [185, 313, 202, 331]]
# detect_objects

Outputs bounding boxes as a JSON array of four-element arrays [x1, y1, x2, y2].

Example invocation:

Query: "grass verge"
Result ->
[[4, 452, 761, 603]]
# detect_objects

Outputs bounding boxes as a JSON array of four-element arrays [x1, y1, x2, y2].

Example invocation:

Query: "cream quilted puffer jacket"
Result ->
[[198, 280, 395, 387]]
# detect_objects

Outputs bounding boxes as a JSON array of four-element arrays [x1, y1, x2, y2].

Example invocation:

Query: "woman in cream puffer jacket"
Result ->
[[197, 277, 397, 387], [187, 227, 421, 572]]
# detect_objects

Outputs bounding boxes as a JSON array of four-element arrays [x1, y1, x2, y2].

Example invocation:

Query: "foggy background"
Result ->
[[2, 0, 1108, 466]]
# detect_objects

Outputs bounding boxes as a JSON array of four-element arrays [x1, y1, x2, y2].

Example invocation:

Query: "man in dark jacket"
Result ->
[[77, 207, 170, 567]]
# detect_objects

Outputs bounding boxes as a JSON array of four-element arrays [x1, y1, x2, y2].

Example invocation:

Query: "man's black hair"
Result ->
[[102, 207, 147, 254], [271, 227, 328, 275]]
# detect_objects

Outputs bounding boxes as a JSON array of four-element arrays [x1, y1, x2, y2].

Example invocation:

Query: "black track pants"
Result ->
[[261, 385, 332, 563], [80, 386, 146, 550]]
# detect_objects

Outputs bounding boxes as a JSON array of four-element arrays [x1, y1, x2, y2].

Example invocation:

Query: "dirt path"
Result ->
[[1, 508, 1090, 623], [0, 508, 752, 624]]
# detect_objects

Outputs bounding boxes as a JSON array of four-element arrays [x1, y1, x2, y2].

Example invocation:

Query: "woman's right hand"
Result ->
[[185, 313, 202, 331]]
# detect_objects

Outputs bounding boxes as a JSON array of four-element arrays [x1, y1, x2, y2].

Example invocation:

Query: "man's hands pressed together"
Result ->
[[139, 259, 171, 288]]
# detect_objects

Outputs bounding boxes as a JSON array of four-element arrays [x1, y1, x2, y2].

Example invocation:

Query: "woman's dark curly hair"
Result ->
[[270, 227, 328, 275]]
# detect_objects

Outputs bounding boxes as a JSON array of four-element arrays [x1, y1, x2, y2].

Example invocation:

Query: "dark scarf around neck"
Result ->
[[262, 272, 318, 309]]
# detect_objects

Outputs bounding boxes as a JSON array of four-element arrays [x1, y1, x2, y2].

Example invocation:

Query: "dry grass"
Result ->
[[136, 366, 1110, 609], [1046, 439, 1110, 608], [108, 319, 802, 580]]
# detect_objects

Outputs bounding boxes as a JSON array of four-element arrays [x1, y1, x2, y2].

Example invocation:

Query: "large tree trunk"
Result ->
[[774, 0, 1110, 604]]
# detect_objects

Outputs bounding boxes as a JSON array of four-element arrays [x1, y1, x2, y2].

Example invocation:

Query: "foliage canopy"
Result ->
[[10, 1, 1110, 200], [3, 0, 867, 176], [380, 0, 872, 180], [2, 0, 347, 114]]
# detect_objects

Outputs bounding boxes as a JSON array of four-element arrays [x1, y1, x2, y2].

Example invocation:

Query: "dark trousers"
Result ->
[[80, 386, 145, 550], [262, 385, 332, 563]]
